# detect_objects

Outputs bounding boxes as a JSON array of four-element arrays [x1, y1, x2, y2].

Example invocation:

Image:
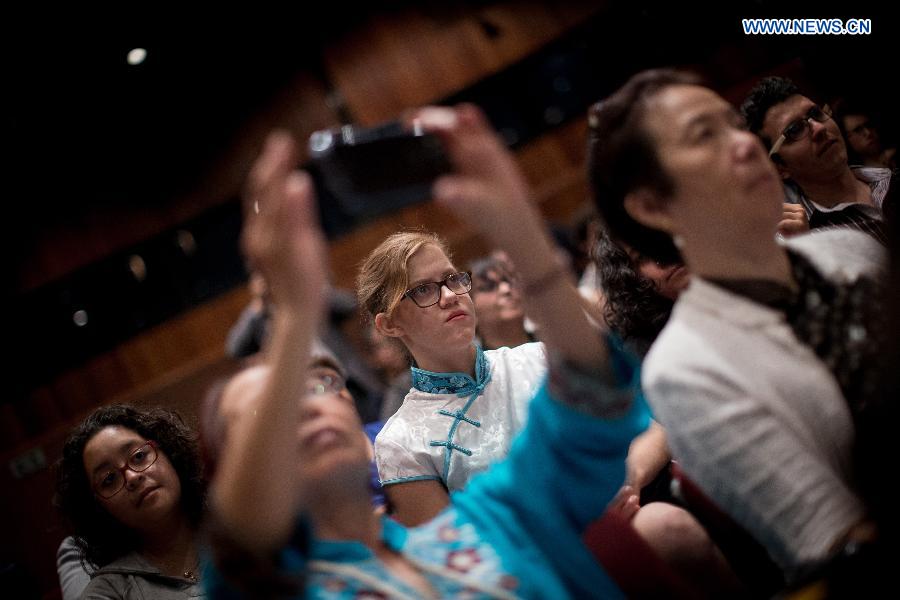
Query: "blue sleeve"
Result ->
[[462, 375, 649, 528], [453, 340, 649, 598]]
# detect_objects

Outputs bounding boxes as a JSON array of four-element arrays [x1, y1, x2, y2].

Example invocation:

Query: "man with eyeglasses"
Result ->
[[741, 76, 892, 245]]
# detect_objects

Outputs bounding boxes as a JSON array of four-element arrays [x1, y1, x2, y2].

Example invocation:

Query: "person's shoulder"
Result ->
[[91, 552, 157, 577], [852, 164, 893, 183], [375, 398, 436, 445], [80, 573, 120, 599], [785, 229, 885, 278], [485, 341, 546, 363], [641, 303, 714, 387], [81, 554, 154, 599]]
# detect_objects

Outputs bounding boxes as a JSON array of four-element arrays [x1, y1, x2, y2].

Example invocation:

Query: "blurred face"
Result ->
[[368, 328, 408, 377], [638, 261, 689, 301], [639, 85, 784, 246], [296, 365, 370, 493], [762, 94, 847, 181], [219, 363, 369, 500], [83, 426, 182, 533], [472, 268, 524, 327], [385, 244, 477, 358], [842, 114, 881, 158]]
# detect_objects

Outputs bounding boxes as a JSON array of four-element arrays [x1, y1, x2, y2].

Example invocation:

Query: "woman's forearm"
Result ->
[[213, 312, 314, 553]]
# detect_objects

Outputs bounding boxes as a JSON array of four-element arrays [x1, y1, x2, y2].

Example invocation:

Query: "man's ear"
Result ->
[[623, 188, 675, 233], [374, 312, 405, 339]]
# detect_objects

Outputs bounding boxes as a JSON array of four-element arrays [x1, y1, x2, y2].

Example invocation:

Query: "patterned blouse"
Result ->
[[375, 343, 547, 491]]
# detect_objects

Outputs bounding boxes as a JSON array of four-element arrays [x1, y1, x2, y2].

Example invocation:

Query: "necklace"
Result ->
[[181, 556, 200, 582]]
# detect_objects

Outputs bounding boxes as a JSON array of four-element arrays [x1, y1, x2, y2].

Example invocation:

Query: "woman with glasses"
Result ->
[[589, 68, 885, 579], [54, 405, 206, 599], [356, 231, 547, 526], [206, 112, 654, 599]]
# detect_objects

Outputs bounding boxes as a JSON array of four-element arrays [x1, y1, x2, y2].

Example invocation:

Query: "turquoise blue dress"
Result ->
[[205, 337, 649, 599]]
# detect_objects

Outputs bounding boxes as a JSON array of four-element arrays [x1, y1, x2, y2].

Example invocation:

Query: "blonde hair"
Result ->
[[356, 230, 452, 321]]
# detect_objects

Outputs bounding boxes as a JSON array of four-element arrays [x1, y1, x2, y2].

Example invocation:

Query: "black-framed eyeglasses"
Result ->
[[93, 441, 159, 499], [402, 271, 472, 308], [769, 104, 833, 157]]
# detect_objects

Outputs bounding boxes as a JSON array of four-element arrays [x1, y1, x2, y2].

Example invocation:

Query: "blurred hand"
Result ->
[[242, 131, 328, 319], [607, 484, 641, 521], [412, 104, 537, 261], [777, 203, 809, 237], [415, 104, 608, 372]]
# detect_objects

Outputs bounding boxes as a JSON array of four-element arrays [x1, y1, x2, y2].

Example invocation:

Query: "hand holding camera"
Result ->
[[308, 119, 451, 238]]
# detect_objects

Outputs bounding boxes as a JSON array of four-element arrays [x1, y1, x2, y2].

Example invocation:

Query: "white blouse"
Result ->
[[375, 342, 547, 492]]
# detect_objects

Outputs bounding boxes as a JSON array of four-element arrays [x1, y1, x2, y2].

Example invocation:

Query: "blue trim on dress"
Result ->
[[380, 474, 443, 486], [437, 409, 481, 427], [410, 345, 493, 485]]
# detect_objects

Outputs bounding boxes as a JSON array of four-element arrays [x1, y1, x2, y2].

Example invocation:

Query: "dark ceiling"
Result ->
[[3, 1, 895, 271]]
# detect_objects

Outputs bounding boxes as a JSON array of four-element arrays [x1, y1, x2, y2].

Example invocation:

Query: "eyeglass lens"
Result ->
[[407, 272, 472, 307], [784, 106, 829, 142]]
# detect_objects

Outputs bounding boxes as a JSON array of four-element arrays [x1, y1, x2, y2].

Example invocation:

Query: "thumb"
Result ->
[[433, 175, 492, 206], [284, 171, 320, 232]]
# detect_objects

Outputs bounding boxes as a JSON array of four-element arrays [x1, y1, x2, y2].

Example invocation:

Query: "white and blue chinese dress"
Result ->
[[375, 342, 546, 491]]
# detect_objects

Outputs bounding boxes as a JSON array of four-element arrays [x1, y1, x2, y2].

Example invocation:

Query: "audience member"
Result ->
[[206, 119, 650, 598], [468, 252, 532, 350], [365, 325, 412, 421], [594, 228, 688, 357], [836, 100, 896, 169], [357, 230, 546, 525], [54, 405, 206, 599], [590, 68, 885, 580], [741, 76, 893, 244]]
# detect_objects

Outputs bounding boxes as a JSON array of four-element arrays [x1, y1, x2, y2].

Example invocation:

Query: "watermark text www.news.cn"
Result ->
[[742, 18, 871, 35]]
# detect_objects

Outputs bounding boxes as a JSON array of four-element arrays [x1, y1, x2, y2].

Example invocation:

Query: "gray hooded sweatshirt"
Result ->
[[80, 552, 204, 600]]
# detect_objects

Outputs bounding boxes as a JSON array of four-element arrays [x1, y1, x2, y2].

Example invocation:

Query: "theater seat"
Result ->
[[669, 462, 785, 598], [582, 509, 699, 599]]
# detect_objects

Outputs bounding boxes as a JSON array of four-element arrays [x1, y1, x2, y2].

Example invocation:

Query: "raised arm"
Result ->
[[212, 132, 328, 554], [416, 105, 609, 377]]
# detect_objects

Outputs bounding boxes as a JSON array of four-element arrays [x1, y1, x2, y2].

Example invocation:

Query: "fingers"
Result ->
[[241, 129, 327, 314], [778, 204, 809, 237], [620, 494, 640, 521], [782, 204, 805, 217], [413, 104, 508, 176], [777, 219, 807, 236], [432, 175, 491, 206], [408, 106, 459, 133], [608, 484, 641, 520], [245, 131, 298, 219]]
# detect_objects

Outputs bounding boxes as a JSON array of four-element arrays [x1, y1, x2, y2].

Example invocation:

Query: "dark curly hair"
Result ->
[[588, 68, 702, 265], [594, 229, 675, 356], [54, 404, 206, 569], [739, 76, 801, 150]]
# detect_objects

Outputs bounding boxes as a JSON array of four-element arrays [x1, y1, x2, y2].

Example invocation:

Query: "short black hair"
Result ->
[[588, 68, 702, 264], [54, 405, 206, 568], [740, 76, 801, 146]]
